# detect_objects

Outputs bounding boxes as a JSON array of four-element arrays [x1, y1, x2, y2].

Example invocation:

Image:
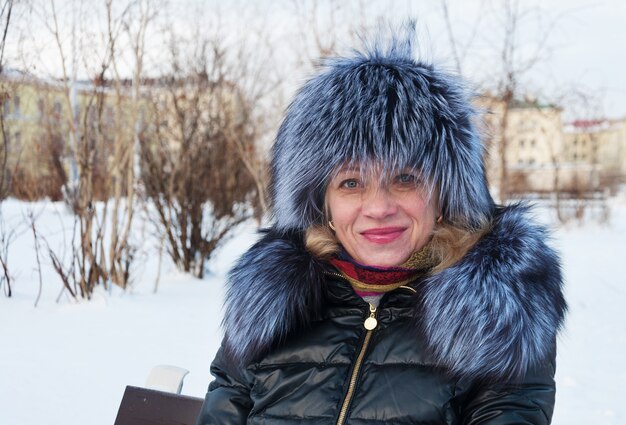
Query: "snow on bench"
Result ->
[[114, 365, 203, 425]]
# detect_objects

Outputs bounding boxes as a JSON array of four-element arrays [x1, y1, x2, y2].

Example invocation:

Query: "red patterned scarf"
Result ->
[[329, 247, 435, 297]]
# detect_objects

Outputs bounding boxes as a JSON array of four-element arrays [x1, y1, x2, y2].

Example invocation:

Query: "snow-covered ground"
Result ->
[[551, 197, 626, 425], [0, 196, 624, 425]]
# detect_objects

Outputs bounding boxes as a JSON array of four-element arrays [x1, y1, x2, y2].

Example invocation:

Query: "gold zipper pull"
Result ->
[[363, 303, 377, 330]]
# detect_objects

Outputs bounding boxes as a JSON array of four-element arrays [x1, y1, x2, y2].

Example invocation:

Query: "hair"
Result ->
[[428, 222, 490, 273], [304, 225, 341, 259]]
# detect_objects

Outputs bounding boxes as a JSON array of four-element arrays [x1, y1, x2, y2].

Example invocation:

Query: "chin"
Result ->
[[360, 252, 411, 267]]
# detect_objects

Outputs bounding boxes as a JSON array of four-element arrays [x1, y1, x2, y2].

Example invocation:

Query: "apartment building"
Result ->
[[563, 118, 626, 190], [1, 69, 136, 199], [479, 95, 569, 195], [478, 94, 626, 196]]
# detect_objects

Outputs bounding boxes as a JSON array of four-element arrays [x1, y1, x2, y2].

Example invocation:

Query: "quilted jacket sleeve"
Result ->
[[459, 343, 557, 425], [196, 346, 253, 425]]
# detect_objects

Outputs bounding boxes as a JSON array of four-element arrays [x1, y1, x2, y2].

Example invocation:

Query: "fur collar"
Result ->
[[221, 203, 566, 381]]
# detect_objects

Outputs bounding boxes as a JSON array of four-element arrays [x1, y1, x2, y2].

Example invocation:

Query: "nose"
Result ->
[[361, 187, 397, 219]]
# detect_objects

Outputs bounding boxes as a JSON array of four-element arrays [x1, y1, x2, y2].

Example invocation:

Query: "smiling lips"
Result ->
[[360, 227, 406, 244]]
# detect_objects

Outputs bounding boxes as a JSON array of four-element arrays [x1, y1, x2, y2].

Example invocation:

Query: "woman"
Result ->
[[197, 33, 566, 424]]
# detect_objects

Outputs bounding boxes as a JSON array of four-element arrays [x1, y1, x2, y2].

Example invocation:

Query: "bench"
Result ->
[[114, 365, 204, 425], [114, 385, 203, 425]]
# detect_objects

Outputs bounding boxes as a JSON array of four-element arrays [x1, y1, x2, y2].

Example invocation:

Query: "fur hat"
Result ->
[[270, 28, 494, 231]]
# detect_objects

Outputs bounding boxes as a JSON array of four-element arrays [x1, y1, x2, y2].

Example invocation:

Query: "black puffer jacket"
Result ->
[[198, 205, 566, 424]]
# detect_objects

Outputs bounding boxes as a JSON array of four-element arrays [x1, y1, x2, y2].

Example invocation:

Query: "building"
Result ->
[[563, 118, 626, 192], [1, 69, 135, 200], [477, 93, 626, 198], [478, 95, 570, 197], [1, 69, 70, 199]]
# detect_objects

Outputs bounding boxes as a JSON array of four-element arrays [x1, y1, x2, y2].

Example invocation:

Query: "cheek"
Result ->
[[327, 193, 359, 225], [422, 201, 436, 219], [407, 196, 436, 223], [329, 204, 355, 227]]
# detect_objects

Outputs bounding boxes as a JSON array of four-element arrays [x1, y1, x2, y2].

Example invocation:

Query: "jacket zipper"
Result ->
[[336, 303, 378, 425]]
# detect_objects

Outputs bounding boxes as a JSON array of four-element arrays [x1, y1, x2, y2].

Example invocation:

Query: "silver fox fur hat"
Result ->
[[270, 26, 495, 231]]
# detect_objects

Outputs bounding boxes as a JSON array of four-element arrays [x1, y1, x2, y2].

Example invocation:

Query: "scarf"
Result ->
[[329, 246, 436, 299]]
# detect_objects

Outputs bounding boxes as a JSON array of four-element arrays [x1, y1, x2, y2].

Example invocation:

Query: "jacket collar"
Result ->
[[221, 203, 566, 381]]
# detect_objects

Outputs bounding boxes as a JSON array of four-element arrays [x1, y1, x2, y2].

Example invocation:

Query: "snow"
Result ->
[[551, 197, 626, 425], [1, 196, 624, 425]]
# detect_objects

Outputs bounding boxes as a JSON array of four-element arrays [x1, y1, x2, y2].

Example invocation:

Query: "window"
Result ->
[[53, 100, 62, 116], [38, 98, 45, 120], [13, 96, 20, 116]]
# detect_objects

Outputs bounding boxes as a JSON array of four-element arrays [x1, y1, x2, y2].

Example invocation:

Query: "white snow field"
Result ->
[[0, 194, 624, 425]]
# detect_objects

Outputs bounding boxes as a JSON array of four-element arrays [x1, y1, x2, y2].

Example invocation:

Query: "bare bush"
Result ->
[[0, 83, 11, 295], [507, 169, 530, 194], [9, 107, 67, 200], [0, 208, 13, 297], [139, 37, 260, 278], [30, 0, 156, 297], [0, 0, 15, 297]]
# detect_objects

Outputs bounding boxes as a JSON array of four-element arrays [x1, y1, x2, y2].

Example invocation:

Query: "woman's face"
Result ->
[[326, 164, 436, 267]]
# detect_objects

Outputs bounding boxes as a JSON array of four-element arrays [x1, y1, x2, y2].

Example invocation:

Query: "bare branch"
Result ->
[[0, 0, 14, 72], [439, 0, 462, 75], [26, 210, 44, 306]]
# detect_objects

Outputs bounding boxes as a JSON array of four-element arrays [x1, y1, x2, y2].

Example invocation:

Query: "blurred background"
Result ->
[[0, 1, 624, 424]]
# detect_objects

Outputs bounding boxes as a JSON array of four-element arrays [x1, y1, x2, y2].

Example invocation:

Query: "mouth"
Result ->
[[360, 227, 406, 244]]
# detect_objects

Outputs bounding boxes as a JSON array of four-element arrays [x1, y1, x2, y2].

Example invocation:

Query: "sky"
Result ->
[[313, 0, 626, 119], [426, 0, 626, 120], [3, 0, 626, 119]]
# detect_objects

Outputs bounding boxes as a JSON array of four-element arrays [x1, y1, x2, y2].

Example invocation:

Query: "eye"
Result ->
[[395, 173, 417, 185], [339, 178, 361, 189]]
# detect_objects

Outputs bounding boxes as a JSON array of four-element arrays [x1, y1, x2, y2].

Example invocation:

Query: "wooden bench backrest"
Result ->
[[114, 385, 203, 425]]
